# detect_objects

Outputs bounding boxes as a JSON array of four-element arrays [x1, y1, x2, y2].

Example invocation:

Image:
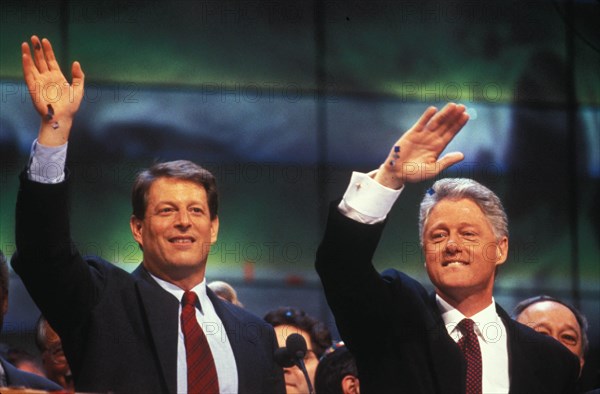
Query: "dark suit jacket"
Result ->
[[0, 356, 62, 390], [12, 173, 285, 394], [315, 203, 580, 394]]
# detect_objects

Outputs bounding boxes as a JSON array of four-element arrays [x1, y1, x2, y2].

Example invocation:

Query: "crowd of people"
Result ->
[[0, 35, 596, 394]]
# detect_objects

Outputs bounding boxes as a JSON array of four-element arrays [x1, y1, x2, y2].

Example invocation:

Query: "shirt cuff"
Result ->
[[338, 171, 403, 224], [28, 139, 68, 184]]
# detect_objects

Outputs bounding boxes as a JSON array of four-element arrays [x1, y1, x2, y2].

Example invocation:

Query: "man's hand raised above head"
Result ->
[[22, 35, 85, 146], [373, 103, 469, 190]]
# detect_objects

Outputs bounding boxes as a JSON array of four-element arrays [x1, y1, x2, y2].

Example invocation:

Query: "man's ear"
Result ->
[[341, 375, 360, 394], [495, 236, 509, 266], [210, 216, 219, 245], [130, 215, 144, 246]]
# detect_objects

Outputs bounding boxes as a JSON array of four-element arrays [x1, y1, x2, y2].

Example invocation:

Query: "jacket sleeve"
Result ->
[[12, 171, 104, 334]]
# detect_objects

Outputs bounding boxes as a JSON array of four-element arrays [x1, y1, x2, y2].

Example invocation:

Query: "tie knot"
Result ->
[[458, 318, 476, 334], [182, 291, 198, 307]]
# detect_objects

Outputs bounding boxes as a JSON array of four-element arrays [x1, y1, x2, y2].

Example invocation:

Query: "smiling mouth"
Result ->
[[442, 261, 469, 267], [169, 237, 196, 244]]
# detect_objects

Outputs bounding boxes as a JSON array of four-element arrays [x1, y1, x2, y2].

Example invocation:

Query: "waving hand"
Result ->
[[373, 103, 469, 189], [22, 35, 84, 146]]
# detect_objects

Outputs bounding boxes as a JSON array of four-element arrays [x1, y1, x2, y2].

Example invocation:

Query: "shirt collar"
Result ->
[[436, 294, 500, 343], [149, 273, 209, 313]]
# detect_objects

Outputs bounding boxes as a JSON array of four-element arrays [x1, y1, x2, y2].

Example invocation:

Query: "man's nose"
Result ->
[[175, 209, 191, 227], [444, 239, 462, 254]]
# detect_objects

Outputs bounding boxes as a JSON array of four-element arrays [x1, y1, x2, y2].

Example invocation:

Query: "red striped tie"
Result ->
[[181, 291, 219, 394], [457, 319, 482, 394]]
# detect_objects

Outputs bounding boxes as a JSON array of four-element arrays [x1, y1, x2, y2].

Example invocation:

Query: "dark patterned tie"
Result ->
[[457, 319, 482, 394], [181, 291, 219, 394]]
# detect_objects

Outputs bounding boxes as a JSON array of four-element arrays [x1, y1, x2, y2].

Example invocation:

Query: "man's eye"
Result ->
[[159, 207, 174, 214], [190, 207, 203, 214], [562, 334, 577, 345]]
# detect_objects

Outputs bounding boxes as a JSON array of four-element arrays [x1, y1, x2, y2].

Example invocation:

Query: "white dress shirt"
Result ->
[[338, 170, 510, 393], [437, 295, 510, 393]]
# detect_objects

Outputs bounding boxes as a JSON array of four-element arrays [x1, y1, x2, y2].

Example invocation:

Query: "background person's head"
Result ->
[[264, 306, 333, 394], [514, 295, 588, 370], [208, 280, 243, 307], [314, 343, 360, 394], [35, 315, 73, 389]]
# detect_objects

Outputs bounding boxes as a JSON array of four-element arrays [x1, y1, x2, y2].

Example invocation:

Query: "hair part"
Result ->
[[419, 178, 508, 246], [131, 160, 219, 220]]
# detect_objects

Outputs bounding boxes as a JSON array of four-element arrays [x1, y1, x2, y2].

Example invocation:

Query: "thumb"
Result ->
[[71, 61, 85, 99], [436, 151, 464, 172]]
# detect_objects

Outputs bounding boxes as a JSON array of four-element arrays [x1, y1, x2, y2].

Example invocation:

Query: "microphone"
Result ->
[[274, 346, 295, 368], [285, 333, 315, 394], [286, 333, 307, 360]]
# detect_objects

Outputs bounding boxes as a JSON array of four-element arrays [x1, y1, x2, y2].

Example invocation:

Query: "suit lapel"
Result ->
[[497, 306, 536, 394], [132, 265, 180, 394], [208, 289, 257, 393]]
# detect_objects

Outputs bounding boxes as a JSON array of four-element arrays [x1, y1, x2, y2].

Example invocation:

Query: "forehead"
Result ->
[[273, 324, 313, 349], [521, 301, 580, 327], [425, 198, 490, 228], [147, 177, 207, 202]]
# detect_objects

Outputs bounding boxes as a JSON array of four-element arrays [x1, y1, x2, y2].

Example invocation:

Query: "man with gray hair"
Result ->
[[316, 103, 579, 393]]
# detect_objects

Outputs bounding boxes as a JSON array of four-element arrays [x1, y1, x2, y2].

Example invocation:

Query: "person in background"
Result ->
[[35, 315, 74, 391], [208, 280, 244, 307], [314, 342, 360, 394], [514, 295, 587, 371], [265, 307, 332, 394], [0, 250, 62, 390]]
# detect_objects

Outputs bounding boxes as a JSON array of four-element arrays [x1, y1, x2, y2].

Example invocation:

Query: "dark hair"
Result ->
[[264, 307, 332, 358], [314, 344, 358, 394], [131, 160, 218, 220], [0, 250, 8, 296], [513, 295, 589, 354]]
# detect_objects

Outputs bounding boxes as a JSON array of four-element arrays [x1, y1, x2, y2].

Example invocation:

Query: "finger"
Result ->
[[412, 106, 438, 132], [443, 112, 470, 138], [21, 42, 39, 89], [426, 103, 458, 131], [31, 35, 48, 73], [41, 38, 60, 72]]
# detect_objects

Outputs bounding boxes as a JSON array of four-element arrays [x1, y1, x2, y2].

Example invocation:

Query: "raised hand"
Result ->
[[373, 103, 469, 189], [22, 35, 85, 146]]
